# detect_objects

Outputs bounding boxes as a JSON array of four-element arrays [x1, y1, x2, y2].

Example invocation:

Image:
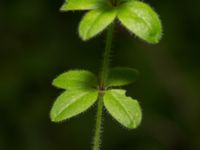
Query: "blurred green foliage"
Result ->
[[0, 0, 200, 150]]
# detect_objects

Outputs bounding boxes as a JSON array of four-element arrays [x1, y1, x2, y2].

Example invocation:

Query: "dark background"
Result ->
[[1, 0, 200, 150]]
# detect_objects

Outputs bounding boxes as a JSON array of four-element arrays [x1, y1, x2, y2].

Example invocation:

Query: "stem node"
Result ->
[[93, 23, 115, 150]]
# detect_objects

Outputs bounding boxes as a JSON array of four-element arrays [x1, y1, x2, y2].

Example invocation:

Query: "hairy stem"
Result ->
[[93, 94, 104, 150], [100, 23, 115, 88], [93, 23, 115, 150]]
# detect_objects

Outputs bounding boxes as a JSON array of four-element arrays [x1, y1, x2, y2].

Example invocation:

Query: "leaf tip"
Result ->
[[50, 117, 57, 123], [80, 34, 90, 41], [78, 27, 89, 41], [50, 112, 58, 122], [150, 31, 163, 44], [51, 77, 63, 89], [50, 109, 65, 123], [52, 79, 57, 87], [59, 3, 69, 12]]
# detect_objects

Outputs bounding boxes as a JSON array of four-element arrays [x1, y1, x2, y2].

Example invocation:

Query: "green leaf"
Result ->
[[79, 8, 117, 41], [52, 70, 98, 90], [106, 67, 139, 87], [117, 1, 162, 43], [104, 89, 142, 129], [50, 90, 98, 122], [60, 0, 102, 11]]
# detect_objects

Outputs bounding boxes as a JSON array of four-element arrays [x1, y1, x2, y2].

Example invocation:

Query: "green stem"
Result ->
[[93, 23, 115, 150], [92, 94, 104, 150], [100, 23, 115, 88]]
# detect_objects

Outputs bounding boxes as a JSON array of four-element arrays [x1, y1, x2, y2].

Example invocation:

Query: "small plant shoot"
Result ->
[[50, 0, 162, 150]]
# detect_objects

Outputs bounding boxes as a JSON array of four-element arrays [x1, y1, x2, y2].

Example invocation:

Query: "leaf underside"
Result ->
[[60, 0, 102, 11], [104, 89, 142, 129], [106, 67, 139, 87], [118, 1, 162, 43], [50, 90, 98, 122]]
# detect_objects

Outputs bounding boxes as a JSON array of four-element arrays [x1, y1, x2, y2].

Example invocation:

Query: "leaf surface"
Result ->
[[104, 89, 142, 128], [52, 70, 97, 90], [106, 67, 139, 87], [118, 1, 162, 43], [79, 8, 117, 41], [60, 0, 103, 11], [50, 90, 98, 122]]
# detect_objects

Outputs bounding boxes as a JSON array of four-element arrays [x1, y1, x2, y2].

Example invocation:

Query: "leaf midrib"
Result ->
[[86, 10, 105, 38], [110, 91, 134, 127], [66, 77, 95, 85], [56, 91, 90, 118], [86, 9, 116, 38]]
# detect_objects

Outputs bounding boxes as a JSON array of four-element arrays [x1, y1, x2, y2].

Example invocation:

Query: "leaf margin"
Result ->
[[103, 89, 142, 129], [52, 70, 98, 90], [106, 67, 139, 87], [117, 0, 163, 44], [79, 7, 117, 41], [50, 89, 99, 122]]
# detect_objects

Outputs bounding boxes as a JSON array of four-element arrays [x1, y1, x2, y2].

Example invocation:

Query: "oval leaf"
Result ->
[[50, 90, 98, 122], [106, 67, 139, 87], [79, 8, 117, 41], [104, 89, 142, 129], [117, 1, 162, 43], [60, 0, 102, 11], [52, 70, 98, 90]]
